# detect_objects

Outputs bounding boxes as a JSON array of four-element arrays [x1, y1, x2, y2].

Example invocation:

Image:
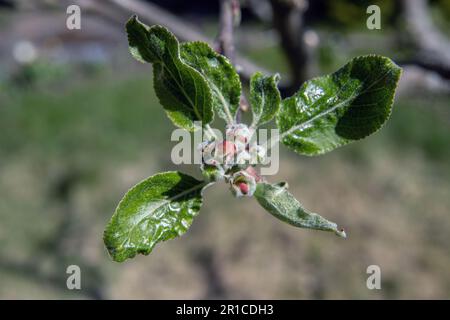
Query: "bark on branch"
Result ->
[[216, 0, 236, 63], [215, 0, 249, 120]]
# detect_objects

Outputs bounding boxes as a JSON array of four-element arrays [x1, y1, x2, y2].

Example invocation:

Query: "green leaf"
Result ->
[[276, 55, 402, 155], [180, 41, 241, 124], [103, 171, 207, 262], [126, 16, 213, 131], [250, 72, 281, 127], [254, 182, 346, 238]]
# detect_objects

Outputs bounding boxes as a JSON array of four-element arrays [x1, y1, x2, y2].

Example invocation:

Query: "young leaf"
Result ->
[[254, 182, 346, 238], [276, 55, 402, 155], [250, 72, 281, 127], [126, 16, 213, 131], [103, 171, 207, 262], [180, 41, 241, 124]]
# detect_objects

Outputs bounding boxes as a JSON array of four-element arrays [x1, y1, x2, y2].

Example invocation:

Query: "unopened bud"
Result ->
[[226, 123, 252, 153], [216, 140, 236, 156], [229, 170, 257, 197], [238, 182, 249, 194]]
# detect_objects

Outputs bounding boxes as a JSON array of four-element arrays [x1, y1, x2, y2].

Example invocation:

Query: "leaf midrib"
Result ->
[[280, 94, 357, 140], [210, 81, 234, 123], [251, 82, 266, 128], [117, 180, 206, 250], [153, 42, 204, 122]]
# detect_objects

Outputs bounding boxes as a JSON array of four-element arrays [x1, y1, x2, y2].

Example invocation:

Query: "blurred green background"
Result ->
[[0, 0, 449, 299]]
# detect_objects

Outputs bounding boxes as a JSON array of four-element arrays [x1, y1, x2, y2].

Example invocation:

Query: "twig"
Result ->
[[98, 0, 269, 83], [397, 65, 450, 95], [215, 0, 249, 123], [216, 0, 236, 62], [397, 0, 450, 79]]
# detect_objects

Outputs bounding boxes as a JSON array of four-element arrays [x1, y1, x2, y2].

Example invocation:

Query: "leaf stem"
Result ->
[[204, 124, 218, 140]]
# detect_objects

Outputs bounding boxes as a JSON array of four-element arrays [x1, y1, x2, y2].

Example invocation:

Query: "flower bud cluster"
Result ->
[[199, 124, 265, 197], [199, 124, 266, 171]]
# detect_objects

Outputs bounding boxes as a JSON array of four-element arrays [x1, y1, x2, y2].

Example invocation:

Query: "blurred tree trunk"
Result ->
[[269, 0, 309, 95]]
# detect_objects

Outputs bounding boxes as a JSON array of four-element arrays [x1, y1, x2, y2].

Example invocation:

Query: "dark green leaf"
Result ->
[[104, 171, 207, 262], [180, 41, 241, 124], [277, 55, 402, 155], [250, 72, 281, 127], [254, 182, 346, 238], [126, 16, 213, 131]]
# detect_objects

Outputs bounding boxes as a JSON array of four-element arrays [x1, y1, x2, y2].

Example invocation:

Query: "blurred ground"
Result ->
[[0, 1, 449, 299]]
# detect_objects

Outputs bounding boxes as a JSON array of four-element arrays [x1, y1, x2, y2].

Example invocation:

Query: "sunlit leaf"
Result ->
[[104, 171, 207, 262], [277, 55, 402, 155]]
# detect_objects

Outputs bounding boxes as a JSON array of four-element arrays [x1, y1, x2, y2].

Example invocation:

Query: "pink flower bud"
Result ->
[[216, 140, 236, 156], [238, 182, 249, 194], [229, 170, 257, 197], [244, 166, 262, 182]]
